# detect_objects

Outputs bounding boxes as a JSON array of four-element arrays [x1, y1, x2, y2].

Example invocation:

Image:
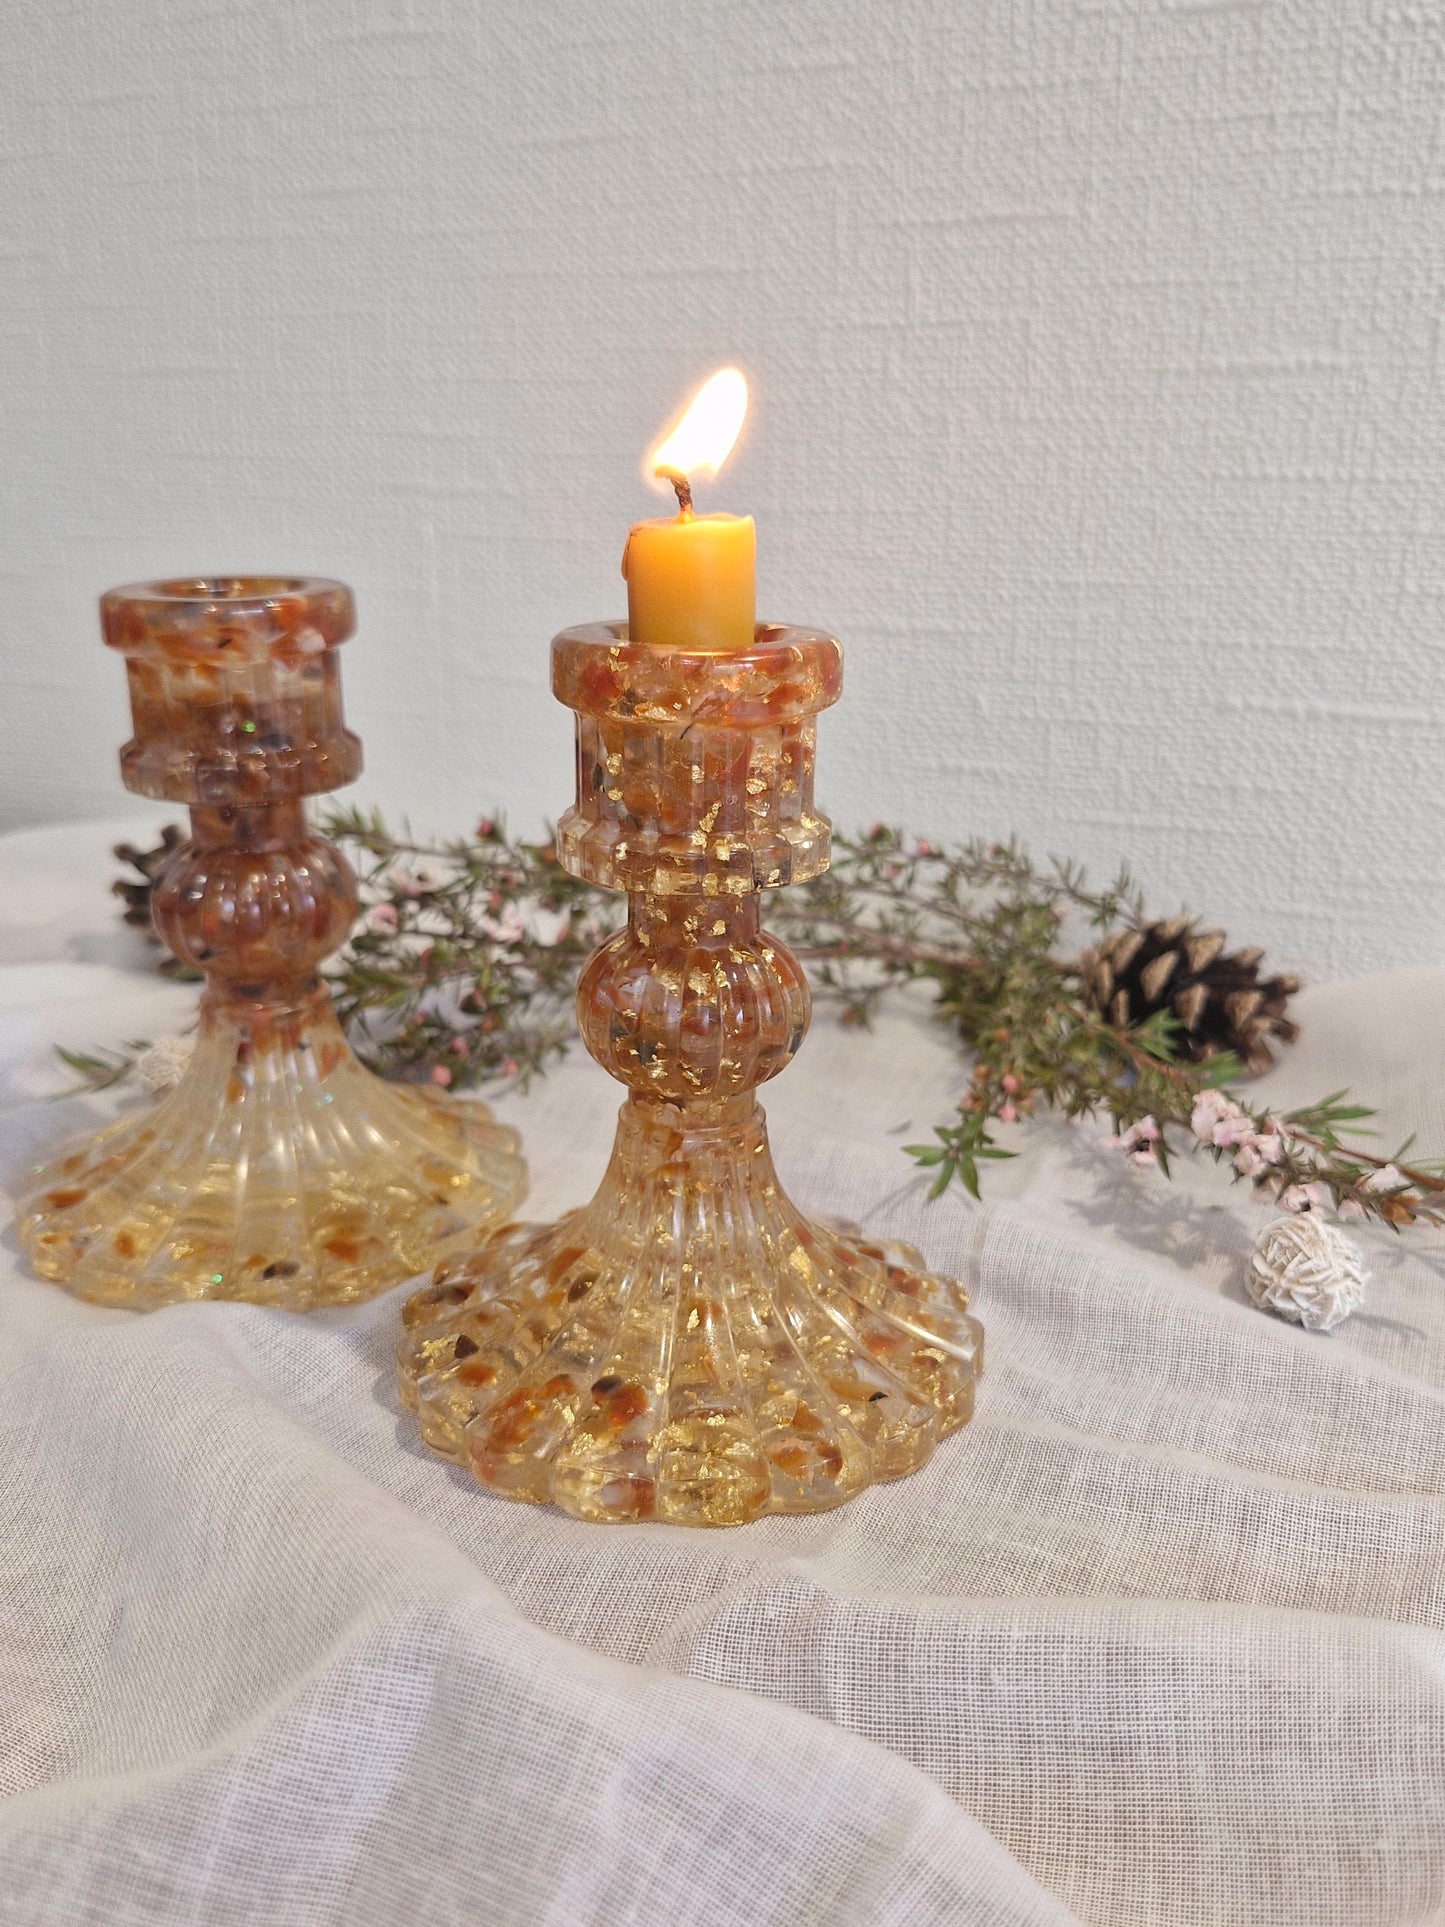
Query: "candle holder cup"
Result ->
[[19, 577, 526, 1310], [398, 622, 983, 1525]]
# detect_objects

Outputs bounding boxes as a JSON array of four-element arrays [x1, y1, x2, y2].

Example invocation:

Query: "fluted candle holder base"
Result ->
[[398, 1093, 982, 1525], [22, 987, 525, 1312]]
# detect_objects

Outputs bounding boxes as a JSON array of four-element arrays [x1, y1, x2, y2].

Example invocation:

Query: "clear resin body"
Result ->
[[19, 578, 526, 1310], [398, 622, 982, 1525]]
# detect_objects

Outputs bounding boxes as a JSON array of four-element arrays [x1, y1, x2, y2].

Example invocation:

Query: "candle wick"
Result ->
[[656, 465, 693, 518]]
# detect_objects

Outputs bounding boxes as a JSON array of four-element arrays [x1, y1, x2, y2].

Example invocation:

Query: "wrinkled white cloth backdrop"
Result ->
[[3, 2, 1444, 976], [3, 820, 1445, 1925]]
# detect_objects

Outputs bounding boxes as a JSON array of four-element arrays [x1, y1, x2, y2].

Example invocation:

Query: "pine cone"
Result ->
[[1078, 917, 1299, 1075], [113, 826, 201, 980]]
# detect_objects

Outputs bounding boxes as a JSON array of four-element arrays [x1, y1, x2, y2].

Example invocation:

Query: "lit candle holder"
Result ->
[[20, 577, 527, 1311], [398, 380, 982, 1525]]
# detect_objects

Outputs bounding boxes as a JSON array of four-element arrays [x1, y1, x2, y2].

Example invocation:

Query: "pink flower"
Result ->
[[1279, 1181, 1331, 1214], [1001, 1074, 1019, 1094], [998, 1102, 1017, 1123], [386, 860, 447, 899], [502, 1058, 518, 1077], [1192, 1091, 1265, 1150], [1365, 1164, 1406, 1194], [1234, 1125, 1285, 1178], [430, 1065, 453, 1087], [476, 817, 496, 838], [366, 903, 398, 934], [1112, 1117, 1161, 1169], [1190, 1090, 1232, 1140], [450, 1036, 468, 1055]]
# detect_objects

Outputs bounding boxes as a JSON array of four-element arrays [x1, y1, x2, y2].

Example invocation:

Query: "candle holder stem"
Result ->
[[399, 621, 981, 1525]]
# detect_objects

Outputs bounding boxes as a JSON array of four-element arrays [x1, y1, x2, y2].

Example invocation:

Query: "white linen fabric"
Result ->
[[2, 820, 1444, 1927]]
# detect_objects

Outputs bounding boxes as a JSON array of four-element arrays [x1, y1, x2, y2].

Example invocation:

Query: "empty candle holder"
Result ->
[[19, 577, 526, 1311], [398, 621, 983, 1525]]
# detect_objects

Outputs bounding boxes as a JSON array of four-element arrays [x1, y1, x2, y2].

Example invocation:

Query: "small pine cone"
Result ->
[[113, 825, 185, 929], [113, 825, 201, 980], [1078, 917, 1299, 1075]]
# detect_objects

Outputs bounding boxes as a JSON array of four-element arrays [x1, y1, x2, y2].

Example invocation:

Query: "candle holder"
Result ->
[[19, 577, 526, 1311], [398, 622, 982, 1525]]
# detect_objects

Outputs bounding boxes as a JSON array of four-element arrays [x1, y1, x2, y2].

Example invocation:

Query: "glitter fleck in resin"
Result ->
[[19, 578, 526, 1310], [398, 623, 983, 1524]]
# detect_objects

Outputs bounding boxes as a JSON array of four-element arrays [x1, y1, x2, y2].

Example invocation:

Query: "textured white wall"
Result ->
[[2, 1, 1442, 976]]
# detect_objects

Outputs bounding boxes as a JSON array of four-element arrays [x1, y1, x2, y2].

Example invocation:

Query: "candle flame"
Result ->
[[646, 368, 748, 491]]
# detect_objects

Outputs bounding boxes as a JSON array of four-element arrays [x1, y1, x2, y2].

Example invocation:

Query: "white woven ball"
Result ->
[[135, 1032, 195, 1096], [1246, 1213, 1367, 1333]]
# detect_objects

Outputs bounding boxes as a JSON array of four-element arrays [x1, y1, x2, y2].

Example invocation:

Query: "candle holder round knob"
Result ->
[[398, 622, 983, 1525], [19, 577, 527, 1310]]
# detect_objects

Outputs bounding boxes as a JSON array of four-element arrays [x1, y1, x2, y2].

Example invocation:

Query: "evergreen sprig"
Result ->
[[323, 807, 611, 1090], [776, 827, 1443, 1228], [75, 815, 1443, 1232]]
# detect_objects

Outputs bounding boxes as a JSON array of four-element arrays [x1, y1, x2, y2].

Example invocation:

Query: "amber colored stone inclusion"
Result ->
[[18, 578, 526, 1310], [398, 623, 982, 1526]]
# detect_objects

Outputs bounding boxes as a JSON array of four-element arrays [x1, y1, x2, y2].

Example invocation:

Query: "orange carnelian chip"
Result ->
[[484, 1390, 541, 1450], [545, 1245, 587, 1285], [578, 658, 619, 708], [599, 1381, 647, 1427]]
